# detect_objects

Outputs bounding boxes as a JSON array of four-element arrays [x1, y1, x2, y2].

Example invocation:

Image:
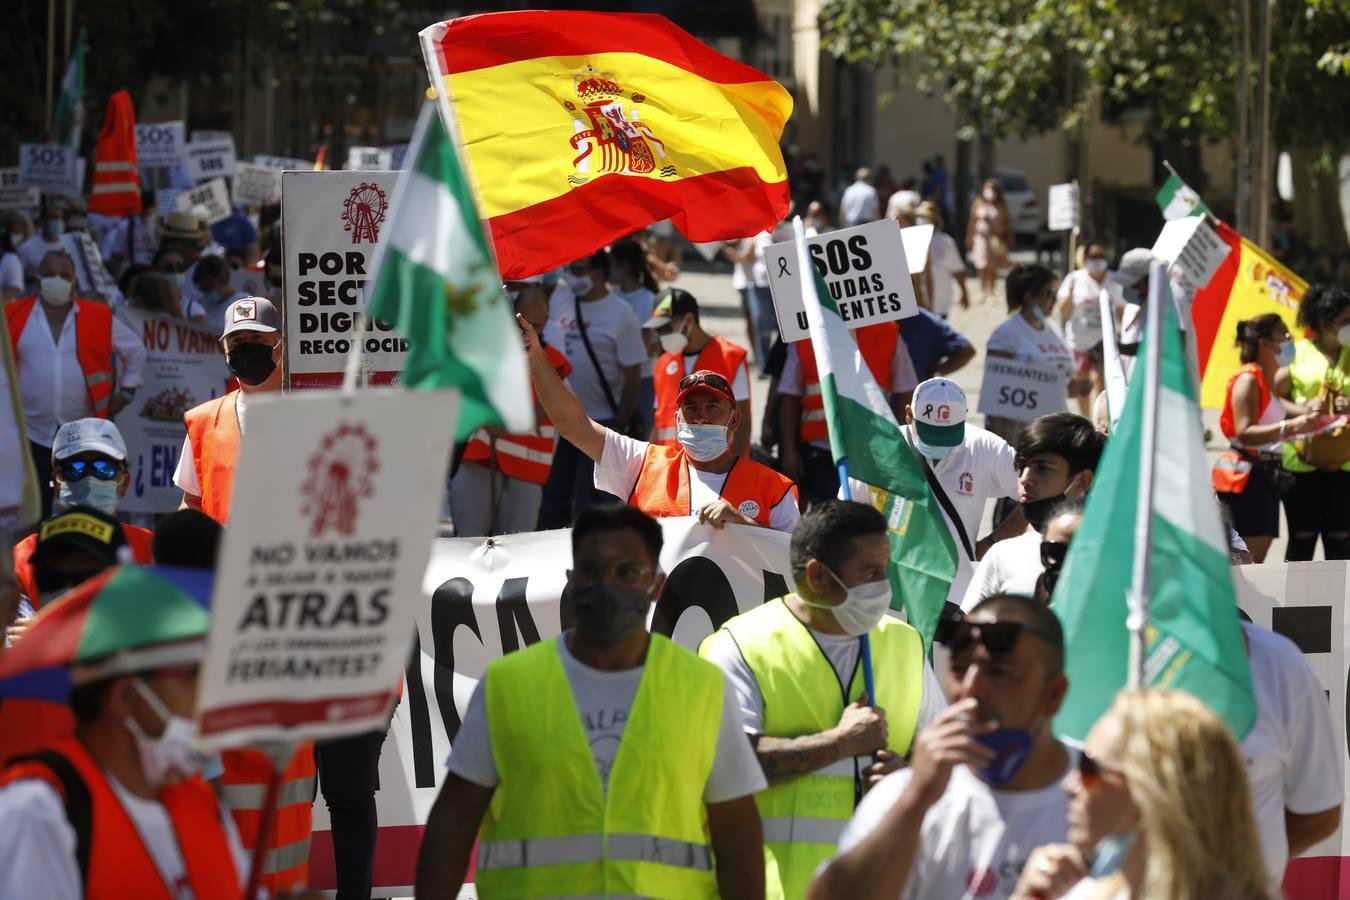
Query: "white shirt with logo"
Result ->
[[549, 292, 649, 421], [1056, 269, 1125, 353], [961, 529, 1044, 611]]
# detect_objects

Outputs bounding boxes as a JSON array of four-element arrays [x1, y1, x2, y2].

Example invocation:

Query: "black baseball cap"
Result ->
[[644, 289, 699, 329]]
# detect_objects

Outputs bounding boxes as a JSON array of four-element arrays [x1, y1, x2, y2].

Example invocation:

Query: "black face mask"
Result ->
[[1022, 493, 1066, 534], [227, 342, 277, 386], [567, 582, 651, 645]]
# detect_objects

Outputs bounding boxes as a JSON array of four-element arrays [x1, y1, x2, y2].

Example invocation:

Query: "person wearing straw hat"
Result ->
[[0, 565, 248, 899], [173, 296, 283, 523]]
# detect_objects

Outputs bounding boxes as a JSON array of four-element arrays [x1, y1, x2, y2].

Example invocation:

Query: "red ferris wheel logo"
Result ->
[[300, 423, 380, 537], [341, 182, 389, 244]]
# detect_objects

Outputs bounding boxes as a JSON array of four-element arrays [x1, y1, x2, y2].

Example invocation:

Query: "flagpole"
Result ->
[[836, 460, 877, 705], [1161, 158, 1181, 181], [1126, 261, 1169, 688]]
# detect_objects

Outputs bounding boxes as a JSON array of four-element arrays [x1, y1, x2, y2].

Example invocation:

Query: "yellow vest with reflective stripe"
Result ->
[[704, 597, 924, 900], [1282, 340, 1350, 472], [481, 634, 723, 899]]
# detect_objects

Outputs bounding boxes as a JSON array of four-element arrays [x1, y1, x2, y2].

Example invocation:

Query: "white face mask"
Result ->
[[1086, 258, 1109, 276], [799, 567, 892, 636], [659, 330, 689, 354], [676, 421, 729, 462], [125, 678, 207, 787], [1338, 324, 1350, 348], [983, 189, 996, 202], [562, 270, 593, 297], [913, 434, 955, 462], [40, 275, 73, 306], [58, 476, 120, 515]]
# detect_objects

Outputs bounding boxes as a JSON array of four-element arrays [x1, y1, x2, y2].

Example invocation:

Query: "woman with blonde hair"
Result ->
[[966, 177, 1012, 304], [1012, 689, 1271, 900]]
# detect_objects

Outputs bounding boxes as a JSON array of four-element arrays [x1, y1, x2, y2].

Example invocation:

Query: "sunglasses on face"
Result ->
[[58, 459, 121, 482], [1040, 540, 1069, 572], [934, 606, 1062, 659], [1077, 749, 1120, 790], [678, 371, 731, 394], [568, 560, 652, 589]]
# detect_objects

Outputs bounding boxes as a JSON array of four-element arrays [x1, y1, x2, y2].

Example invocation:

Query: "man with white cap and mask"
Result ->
[[1113, 247, 1159, 354]]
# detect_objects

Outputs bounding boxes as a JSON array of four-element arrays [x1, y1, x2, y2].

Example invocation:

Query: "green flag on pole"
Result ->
[[54, 28, 85, 150], [1051, 274, 1256, 741], [1155, 171, 1209, 220], [365, 100, 533, 441], [795, 219, 958, 649]]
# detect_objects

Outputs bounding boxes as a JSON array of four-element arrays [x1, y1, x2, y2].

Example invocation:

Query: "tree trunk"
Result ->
[[1234, 0, 1252, 236], [1253, 0, 1273, 247]]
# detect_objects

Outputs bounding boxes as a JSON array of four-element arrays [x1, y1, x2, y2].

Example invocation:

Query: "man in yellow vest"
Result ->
[[520, 314, 800, 531], [700, 499, 945, 900], [416, 504, 767, 898]]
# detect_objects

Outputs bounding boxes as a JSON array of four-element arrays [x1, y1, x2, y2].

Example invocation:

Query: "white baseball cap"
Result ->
[[52, 417, 128, 461], [910, 378, 967, 448]]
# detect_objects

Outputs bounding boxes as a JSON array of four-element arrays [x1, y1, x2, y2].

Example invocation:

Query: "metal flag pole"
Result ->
[[836, 462, 877, 705], [242, 741, 299, 900], [1126, 261, 1169, 688]]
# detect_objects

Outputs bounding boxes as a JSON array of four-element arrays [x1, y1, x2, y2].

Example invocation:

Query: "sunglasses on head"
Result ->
[[58, 459, 121, 482], [678, 371, 731, 395], [1040, 540, 1069, 572]]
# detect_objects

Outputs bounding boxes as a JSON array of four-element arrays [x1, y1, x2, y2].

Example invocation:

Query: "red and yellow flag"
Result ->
[[419, 11, 793, 280], [1192, 220, 1308, 408]]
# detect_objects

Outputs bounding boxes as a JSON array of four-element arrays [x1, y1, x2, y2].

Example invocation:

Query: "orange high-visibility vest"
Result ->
[[796, 321, 899, 443], [14, 523, 154, 610], [184, 392, 242, 524], [628, 443, 798, 527], [1213, 363, 1272, 494], [652, 336, 750, 447], [0, 738, 240, 900], [220, 744, 317, 894], [462, 343, 571, 484], [88, 90, 143, 217], [7, 295, 116, 418]]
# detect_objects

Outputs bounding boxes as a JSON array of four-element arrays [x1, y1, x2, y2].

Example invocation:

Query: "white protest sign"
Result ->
[[0, 168, 40, 209], [1048, 182, 1079, 232], [282, 171, 406, 390], [135, 121, 186, 168], [901, 223, 934, 273], [977, 355, 1071, 420], [113, 309, 230, 514], [18, 143, 78, 195], [197, 388, 459, 752], [385, 144, 410, 170], [0, 324, 35, 530], [155, 188, 181, 217], [230, 263, 271, 302], [184, 138, 238, 183], [254, 154, 313, 171], [175, 177, 231, 225], [191, 130, 233, 143], [765, 219, 918, 342], [347, 146, 393, 171], [1151, 215, 1231, 297], [73, 232, 119, 300], [233, 162, 283, 206]]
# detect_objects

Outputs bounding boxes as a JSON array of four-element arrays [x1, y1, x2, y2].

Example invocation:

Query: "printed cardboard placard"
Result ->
[[347, 146, 393, 171], [765, 219, 918, 342], [254, 154, 314, 171], [0, 168, 40, 209], [184, 138, 238, 183], [1151, 216, 1231, 298], [135, 121, 186, 168], [18, 144, 79, 195], [1048, 183, 1079, 232], [977, 355, 1071, 420], [175, 177, 232, 225], [233, 162, 283, 206]]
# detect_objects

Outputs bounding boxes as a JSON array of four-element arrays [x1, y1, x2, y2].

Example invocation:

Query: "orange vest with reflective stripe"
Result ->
[[652, 336, 750, 447], [796, 321, 898, 443], [220, 744, 316, 893], [184, 392, 241, 524], [0, 738, 240, 900], [7, 295, 116, 418], [628, 443, 798, 527], [88, 90, 143, 217], [462, 344, 571, 485], [15, 524, 155, 610], [1213, 363, 1271, 494]]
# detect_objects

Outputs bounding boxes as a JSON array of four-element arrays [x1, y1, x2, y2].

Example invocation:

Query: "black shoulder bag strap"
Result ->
[[906, 431, 976, 562], [9, 749, 93, 887], [574, 297, 623, 422]]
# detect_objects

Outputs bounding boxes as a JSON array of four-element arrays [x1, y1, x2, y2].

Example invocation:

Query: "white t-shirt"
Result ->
[[837, 746, 1078, 900], [1057, 270, 1125, 352], [961, 529, 1043, 610], [0, 775, 250, 900], [447, 633, 768, 804], [0, 252, 23, 294], [1241, 621, 1343, 886], [842, 182, 881, 226], [610, 285, 657, 378], [926, 232, 966, 317], [550, 292, 649, 420], [780, 338, 920, 448], [702, 614, 946, 739], [594, 430, 800, 532], [850, 424, 1018, 555], [985, 314, 1073, 418], [173, 392, 248, 497]]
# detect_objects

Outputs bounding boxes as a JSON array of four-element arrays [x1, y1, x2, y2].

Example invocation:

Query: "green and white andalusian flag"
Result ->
[[54, 28, 85, 149], [1051, 285, 1255, 741], [366, 100, 533, 440], [1155, 171, 1209, 220], [795, 219, 958, 648]]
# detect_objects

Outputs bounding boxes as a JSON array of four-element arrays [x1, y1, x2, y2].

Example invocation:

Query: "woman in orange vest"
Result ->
[[521, 314, 800, 531], [1213, 314, 1322, 562], [645, 289, 752, 455]]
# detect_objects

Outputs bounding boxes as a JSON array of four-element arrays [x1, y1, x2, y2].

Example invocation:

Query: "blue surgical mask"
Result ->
[[676, 422, 730, 462], [1030, 303, 1048, 323], [913, 434, 955, 462], [976, 728, 1033, 786], [1276, 339, 1296, 367], [58, 477, 120, 515], [1088, 830, 1137, 878], [43, 219, 65, 239], [164, 272, 186, 290]]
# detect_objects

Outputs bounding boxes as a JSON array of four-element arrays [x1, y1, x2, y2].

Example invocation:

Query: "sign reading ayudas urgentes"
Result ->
[[195, 389, 459, 752]]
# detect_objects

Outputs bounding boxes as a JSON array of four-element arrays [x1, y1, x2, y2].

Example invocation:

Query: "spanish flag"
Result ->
[[419, 11, 793, 280], [1192, 220, 1308, 408]]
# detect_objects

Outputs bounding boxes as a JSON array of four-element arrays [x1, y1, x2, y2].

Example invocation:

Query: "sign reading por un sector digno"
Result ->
[[764, 219, 918, 342], [195, 388, 459, 752], [281, 171, 408, 390]]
